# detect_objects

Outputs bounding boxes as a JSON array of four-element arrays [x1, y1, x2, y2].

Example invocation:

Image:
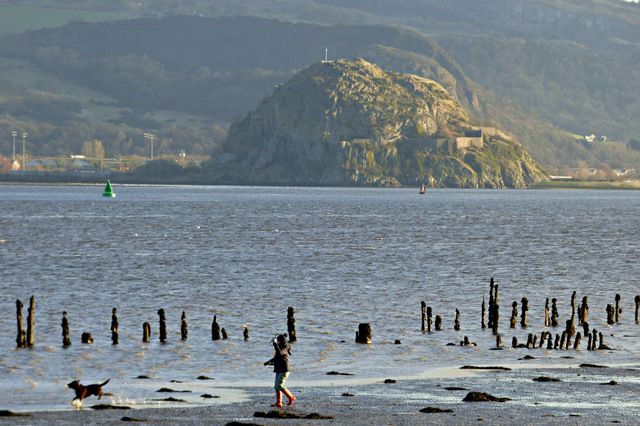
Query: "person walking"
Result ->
[[264, 334, 296, 407]]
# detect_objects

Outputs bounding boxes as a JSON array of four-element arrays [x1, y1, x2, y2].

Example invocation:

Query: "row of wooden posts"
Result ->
[[17, 298, 299, 347], [16, 278, 640, 349]]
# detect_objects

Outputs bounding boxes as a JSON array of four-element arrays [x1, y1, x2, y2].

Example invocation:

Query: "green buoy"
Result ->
[[102, 180, 116, 197]]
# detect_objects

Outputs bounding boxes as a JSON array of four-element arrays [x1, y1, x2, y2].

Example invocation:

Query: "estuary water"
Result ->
[[1, 184, 640, 411]]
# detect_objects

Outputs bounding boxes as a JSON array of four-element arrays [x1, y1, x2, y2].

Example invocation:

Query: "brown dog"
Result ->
[[67, 379, 110, 404]]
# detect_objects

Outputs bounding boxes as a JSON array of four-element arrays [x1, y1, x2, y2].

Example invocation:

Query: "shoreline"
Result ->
[[4, 364, 640, 425]]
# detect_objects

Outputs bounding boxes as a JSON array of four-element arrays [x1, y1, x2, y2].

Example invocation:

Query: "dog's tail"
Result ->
[[99, 379, 110, 387]]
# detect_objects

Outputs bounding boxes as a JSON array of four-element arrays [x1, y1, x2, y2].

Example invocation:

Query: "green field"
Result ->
[[0, 6, 124, 35]]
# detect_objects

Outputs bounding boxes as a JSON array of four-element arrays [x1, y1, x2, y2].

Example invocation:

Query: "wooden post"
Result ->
[[591, 329, 598, 350], [111, 307, 119, 345], [421, 301, 426, 332], [481, 294, 486, 329], [287, 306, 297, 342], [435, 315, 442, 331], [587, 333, 592, 351], [615, 294, 621, 323], [510, 302, 518, 329], [81, 332, 93, 343], [143, 322, 150, 342], [526, 333, 533, 349], [488, 279, 495, 329], [582, 321, 589, 338], [26, 296, 34, 347], [355, 323, 371, 343], [243, 326, 249, 341], [551, 298, 558, 327], [61, 311, 71, 346], [496, 334, 502, 349], [554, 334, 560, 349], [181, 311, 188, 341], [16, 299, 26, 348], [598, 332, 605, 350], [579, 296, 588, 325], [635, 295, 640, 323], [520, 297, 528, 328], [606, 304, 615, 325], [491, 283, 500, 335], [573, 332, 581, 350], [211, 315, 221, 340], [427, 307, 433, 332], [158, 309, 167, 343], [565, 319, 575, 339], [512, 336, 518, 347], [547, 333, 553, 349], [544, 298, 550, 327], [539, 332, 546, 348], [454, 309, 461, 331], [570, 291, 576, 325], [222, 328, 228, 339]]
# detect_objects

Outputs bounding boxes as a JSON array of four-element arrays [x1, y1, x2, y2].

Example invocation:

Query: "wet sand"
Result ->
[[4, 364, 639, 425]]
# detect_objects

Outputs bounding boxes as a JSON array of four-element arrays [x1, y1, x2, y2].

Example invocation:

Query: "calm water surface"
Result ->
[[1, 185, 640, 411]]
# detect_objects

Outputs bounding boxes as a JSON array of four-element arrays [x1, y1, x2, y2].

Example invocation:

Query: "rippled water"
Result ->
[[1, 184, 640, 411]]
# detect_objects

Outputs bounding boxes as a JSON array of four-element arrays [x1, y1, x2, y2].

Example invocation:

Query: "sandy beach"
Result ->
[[3, 362, 639, 425]]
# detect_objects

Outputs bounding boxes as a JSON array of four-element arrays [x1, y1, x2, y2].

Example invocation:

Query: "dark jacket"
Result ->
[[268, 342, 291, 373]]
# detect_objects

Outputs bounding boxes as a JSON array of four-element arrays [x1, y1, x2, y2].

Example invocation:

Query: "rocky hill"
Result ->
[[206, 59, 547, 188]]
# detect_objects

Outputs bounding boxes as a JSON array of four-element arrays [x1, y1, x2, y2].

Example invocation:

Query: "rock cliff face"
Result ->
[[208, 59, 547, 188]]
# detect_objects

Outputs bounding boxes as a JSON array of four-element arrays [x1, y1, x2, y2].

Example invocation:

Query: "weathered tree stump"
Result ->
[[355, 323, 372, 344], [158, 309, 167, 343], [16, 299, 26, 348], [421, 301, 426, 332], [510, 302, 518, 329], [287, 306, 297, 342], [454, 309, 461, 331], [211, 315, 221, 341], [512, 336, 518, 347], [26, 296, 34, 347], [81, 332, 93, 343], [181, 311, 188, 341], [551, 298, 559, 327], [243, 326, 249, 341], [521, 297, 528, 328], [435, 315, 442, 331], [427, 307, 433, 332], [142, 322, 150, 342], [615, 294, 621, 323], [221, 328, 228, 339], [544, 298, 550, 327], [61, 311, 71, 346], [635, 295, 640, 323], [111, 308, 119, 345]]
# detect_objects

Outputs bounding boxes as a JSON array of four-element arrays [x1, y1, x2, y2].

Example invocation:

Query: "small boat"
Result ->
[[419, 184, 426, 194], [102, 180, 116, 197]]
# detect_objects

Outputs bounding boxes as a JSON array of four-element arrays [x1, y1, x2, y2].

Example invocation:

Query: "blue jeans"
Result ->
[[274, 372, 289, 391]]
